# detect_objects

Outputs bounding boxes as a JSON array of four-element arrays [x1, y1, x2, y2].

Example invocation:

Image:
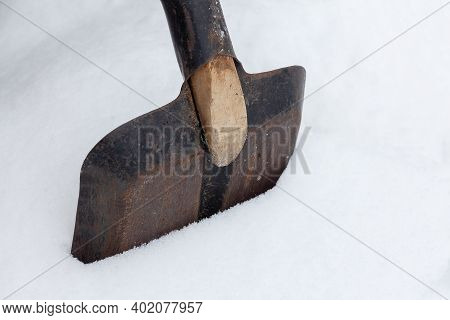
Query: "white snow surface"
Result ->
[[1, 0, 450, 299]]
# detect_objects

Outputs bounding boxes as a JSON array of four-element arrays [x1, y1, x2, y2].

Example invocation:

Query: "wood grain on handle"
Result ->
[[189, 55, 248, 167]]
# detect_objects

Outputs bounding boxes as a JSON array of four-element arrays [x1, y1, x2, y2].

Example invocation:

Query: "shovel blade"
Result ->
[[72, 64, 305, 263]]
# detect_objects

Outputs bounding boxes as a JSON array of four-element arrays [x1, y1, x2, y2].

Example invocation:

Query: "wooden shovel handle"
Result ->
[[162, 0, 247, 166], [161, 0, 236, 79], [189, 55, 247, 166]]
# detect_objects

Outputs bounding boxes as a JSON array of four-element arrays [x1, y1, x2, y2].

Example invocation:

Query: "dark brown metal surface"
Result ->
[[161, 0, 236, 79], [71, 0, 306, 263], [72, 63, 305, 263]]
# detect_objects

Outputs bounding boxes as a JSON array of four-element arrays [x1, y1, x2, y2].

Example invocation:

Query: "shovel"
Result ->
[[71, 0, 306, 263]]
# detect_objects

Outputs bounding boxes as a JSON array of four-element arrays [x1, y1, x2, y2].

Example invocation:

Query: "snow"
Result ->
[[1, 0, 450, 299]]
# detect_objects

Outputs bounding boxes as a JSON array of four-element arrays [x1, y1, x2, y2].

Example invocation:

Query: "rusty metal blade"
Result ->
[[71, 63, 305, 263]]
